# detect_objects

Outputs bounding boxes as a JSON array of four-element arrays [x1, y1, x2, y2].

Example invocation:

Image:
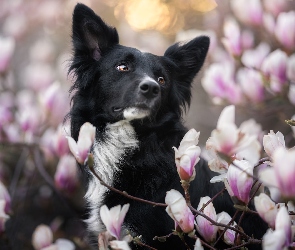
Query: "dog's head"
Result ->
[[69, 3, 209, 139]]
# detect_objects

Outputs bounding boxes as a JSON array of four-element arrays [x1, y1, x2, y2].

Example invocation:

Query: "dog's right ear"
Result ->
[[72, 3, 119, 61]]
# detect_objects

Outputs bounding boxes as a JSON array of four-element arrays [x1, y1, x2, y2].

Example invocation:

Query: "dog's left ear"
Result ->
[[164, 36, 210, 81], [72, 3, 119, 61], [164, 36, 209, 108]]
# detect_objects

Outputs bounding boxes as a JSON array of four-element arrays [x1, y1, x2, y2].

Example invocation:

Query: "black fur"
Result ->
[[69, 4, 267, 249]]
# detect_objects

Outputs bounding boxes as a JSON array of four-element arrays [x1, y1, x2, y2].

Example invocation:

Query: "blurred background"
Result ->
[[0, 0, 294, 249]]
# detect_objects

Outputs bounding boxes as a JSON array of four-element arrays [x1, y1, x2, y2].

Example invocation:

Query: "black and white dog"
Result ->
[[69, 4, 267, 249]]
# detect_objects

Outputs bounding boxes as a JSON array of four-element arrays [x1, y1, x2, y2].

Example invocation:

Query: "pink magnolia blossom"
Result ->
[[288, 84, 295, 106], [261, 49, 288, 93], [224, 160, 254, 204], [263, 130, 285, 158], [109, 240, 131, 250], [216, 212, 237, 245], [201, 63, 242, 104], [165, 189, 194, 233], [263, 206, 293, 249], [275, 11, 295, 50], [222, 18, 242, 56], [263, 0, 289, 17], [263, 13, 276, 34], [0, 200, 9, 234], [0, 36, 15, 73], [195, 196, 218, 243], [32, 224, 53, 250], [254, 193, 278, 229], [230, 0, 263, 25], [16, 106, 41, 134], [52, 124, 69, 157], [0, 181, 11, 213], [23, 63, 55, 91], [173, 129, 201, 182], [100, 204, 130, 240], [194, 238, 204, 250], [208, 105, 255, 156], [260, 147, 295, 199], [54, 155, 79, 193], [67, 122, 96, 165], [287, 54, 295, 82], [237, 68, 264, 103], [241, 42, 270, 69]]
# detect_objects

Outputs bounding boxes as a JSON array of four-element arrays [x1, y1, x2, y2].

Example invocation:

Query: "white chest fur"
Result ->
[[84, 120, 139, 234]]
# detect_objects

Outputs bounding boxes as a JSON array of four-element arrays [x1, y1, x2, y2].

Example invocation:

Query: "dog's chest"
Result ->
[[84, 120, 139, 234]]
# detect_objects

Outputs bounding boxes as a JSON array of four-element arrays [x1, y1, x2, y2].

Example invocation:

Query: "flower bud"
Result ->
[[100, 204, 130, 240], [195, 196, 218, 243], [173, 129, 201, 181], [275, 11, 295, 50], [0, 200, 9, 234], [225, 160, 254, 204], [54, 155, 79, 193], [165, 189, 194, 233], [254, 193, 278, 228], [216, 212, 237, 245], [67, 122, 96, 165], [0, 181, 11, 213], [32, 224, 53, 250], [263, 130, 285, 158]]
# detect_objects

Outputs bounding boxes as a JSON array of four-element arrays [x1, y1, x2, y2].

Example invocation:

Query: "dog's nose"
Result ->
[[139, 81, 160, 98]]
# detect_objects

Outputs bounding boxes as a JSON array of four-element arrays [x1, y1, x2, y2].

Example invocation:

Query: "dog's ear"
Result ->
[[164, 36, 210, 109], [72, 3, 119, 61]]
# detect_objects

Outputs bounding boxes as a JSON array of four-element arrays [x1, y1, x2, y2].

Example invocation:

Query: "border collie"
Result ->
[[69, 3, 267, 249]]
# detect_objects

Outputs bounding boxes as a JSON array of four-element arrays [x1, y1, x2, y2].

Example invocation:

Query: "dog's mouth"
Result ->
[[112, 103, 152, 121]]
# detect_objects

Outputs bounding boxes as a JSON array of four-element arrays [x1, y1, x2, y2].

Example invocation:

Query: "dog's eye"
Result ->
[[116, 64, 129, 72], [158, 77, 165, 85]]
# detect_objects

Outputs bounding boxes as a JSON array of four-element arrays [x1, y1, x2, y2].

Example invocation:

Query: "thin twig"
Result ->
[[9, 148, 29, 198], [225, 239, 262, 250], [88, 165, 167, 207]]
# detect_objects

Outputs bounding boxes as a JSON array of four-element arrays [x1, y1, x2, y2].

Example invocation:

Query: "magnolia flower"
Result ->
[[263, 13, 276, 34], [263, 0, 289, 17], [261, 49, 288, 93], [40, 82, 60, 113], [100, 204, 130, 240], [0, 181, 11, 213], [173, 129, 201, 181], [260, 147, 295, 200], [275, 11, 295, 50], [222, 18, 242, 56], [263, 130, 285, 158], [224, 160, 254, 204], [32, 224, 53, 250], [0, 200, 9, 234], [287, 54, 295, 82], [263, 206, 293, 249], [230, 0, 263, 25], [216, 212, 237, 245], [67, 122, 96, 165], [201, 62, 243, 105], [165, 189, 194, 233], [208, 105, 255, 156], [241, 42, 270, 69], [237, 68, 264, 103], [254, 193, 278, 229], [0, 36, 15, 73], [109, 240, 131, 250], [52, 124, 69, 157], [54, 155, 79, 193], [195, 196, 218, 243], [288, 84, 295, 105], [194, 238, 204, 250]]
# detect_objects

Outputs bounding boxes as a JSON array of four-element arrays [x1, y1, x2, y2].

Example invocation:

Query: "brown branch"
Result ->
[[88, 165, 167, 207]]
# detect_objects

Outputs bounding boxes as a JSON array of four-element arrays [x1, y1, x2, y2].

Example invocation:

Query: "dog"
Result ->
[[69, 3, 267, 249]]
